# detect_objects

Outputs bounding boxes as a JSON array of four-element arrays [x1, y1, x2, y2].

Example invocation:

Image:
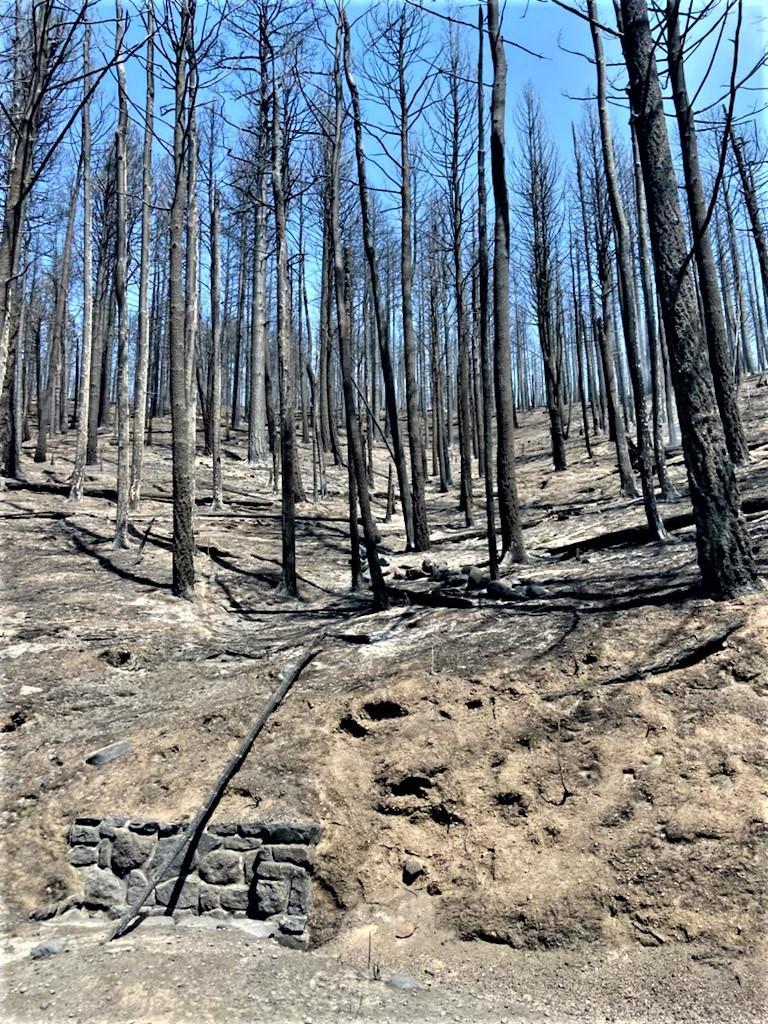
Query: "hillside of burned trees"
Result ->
[[1, 383, 767, 1023], [1, 1, 768, 1023]]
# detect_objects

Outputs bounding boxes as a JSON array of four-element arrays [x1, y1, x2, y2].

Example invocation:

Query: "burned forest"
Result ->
[[1, 1, 767, 1022]]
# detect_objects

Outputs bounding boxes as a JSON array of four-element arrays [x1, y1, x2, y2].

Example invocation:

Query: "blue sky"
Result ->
[[84, 0, 767, 321], [495, 0, 766, 141], [109, 1, 767, 181]]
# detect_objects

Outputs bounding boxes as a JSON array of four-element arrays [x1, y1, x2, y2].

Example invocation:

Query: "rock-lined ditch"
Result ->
[[67, 817, 320, 948]]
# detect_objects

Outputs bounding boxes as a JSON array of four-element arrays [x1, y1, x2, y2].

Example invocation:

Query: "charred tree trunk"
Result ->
[[35, 161, 80, 463], [249, 33, 270, 464], [487, 0, 526, 562], [630, 121, 677, 500], [665, 1, 747, 464], [271, 59, 299, 596], [168, 2, 196, 598], [587, 0, 668, 540], [343, 15, 414, 548], [617, 0, 758, 598], [476, 8, 499, 578], [331, 22, 387, 607], [730, 127, 768, 310], [396, 17, 430, 551], [113, 1, 130, 549], [128, 5, 154, 507]]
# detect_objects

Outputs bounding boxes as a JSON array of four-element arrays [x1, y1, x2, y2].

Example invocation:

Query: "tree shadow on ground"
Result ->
[[62, 521, 172, 591]]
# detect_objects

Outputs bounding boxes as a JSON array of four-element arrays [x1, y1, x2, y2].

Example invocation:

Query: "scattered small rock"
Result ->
[[386, 973, 419, 992], [29, 903, 60, 922], [85, 741, 131, 767], [30, 939, 64, 960], [405, 567, 427, 581], [395, 920, 417, 939], [232, 919, 277, 939], [466, 567, 490, 591], [1, 710, 26, 733], [402, 855, 426, 885], [99, 648, 133, 668], [276, 931, 309, 951], [278, 913, 307, 934], [486, 580, 526, 601]]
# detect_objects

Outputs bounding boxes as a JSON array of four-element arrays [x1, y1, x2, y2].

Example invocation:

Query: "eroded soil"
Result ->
[[2, 380, 767, 1022]]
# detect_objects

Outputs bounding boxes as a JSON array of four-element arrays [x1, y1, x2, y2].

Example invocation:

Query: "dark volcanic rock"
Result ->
[[486, 580, 526, 602], [466, 567, 491, 591], [111, 829, 154, 876], [81, 866, 125, 908], [402, 855, 426, 885], [198, 849, 243, 885]]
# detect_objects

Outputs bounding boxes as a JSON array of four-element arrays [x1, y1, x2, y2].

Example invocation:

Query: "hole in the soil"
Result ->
[[45, 879, 68, 903], [2, 710, 27, 732], [465, 698, 483, 710], [100, 649, 132, 668], [430, 803, 464, 826], [231, 785, 259, 802], [389, 775, 433, 798], [339, 715, 368, 738], [495, 791, 529, 816], [363, 700, 408, 721]]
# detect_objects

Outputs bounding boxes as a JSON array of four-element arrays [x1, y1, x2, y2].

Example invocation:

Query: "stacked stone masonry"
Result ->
[[68, 817, 320, 947]]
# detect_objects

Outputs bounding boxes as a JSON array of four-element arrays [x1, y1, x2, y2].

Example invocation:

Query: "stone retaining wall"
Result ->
[[68, 817, 320, 947]]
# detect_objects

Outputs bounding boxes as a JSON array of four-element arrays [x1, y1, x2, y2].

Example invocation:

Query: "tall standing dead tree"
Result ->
[[129, 2, 155, 506], [617, 0, 758, 598], [167, 0, 198, 597], [587, 0, 668, 540], [487, 0, 526, 563], [665, 0, 748, 464], [342, 9, 415, 550]]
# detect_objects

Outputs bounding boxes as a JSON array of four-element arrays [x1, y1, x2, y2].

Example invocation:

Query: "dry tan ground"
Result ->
[[1, 379, 767, 1022]]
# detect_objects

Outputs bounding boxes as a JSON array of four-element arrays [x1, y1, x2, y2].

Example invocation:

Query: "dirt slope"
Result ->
[[1, 379, 767, 1022]]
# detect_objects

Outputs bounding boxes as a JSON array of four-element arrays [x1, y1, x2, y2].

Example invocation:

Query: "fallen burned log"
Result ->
[[0, 510, 65, 519], [109, 646, 321, 941], [385, 584, 476, 609], [541, 619, 745, 702], [4, 477, 231, 508], [547, 495, 768, 560], [332, 630, 391, 644]]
